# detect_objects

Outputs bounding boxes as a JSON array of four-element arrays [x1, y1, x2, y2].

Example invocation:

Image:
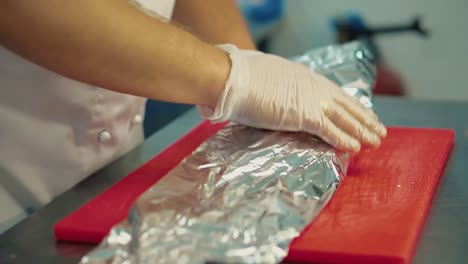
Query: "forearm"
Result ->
[[0, 0, 229, 107], [173, 0, 256, 50]]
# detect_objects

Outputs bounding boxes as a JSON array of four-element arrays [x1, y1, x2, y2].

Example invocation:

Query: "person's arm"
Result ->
[[0, 1, 386, 151], [0, 0, 229, 108], [172, 0, 256, 50]]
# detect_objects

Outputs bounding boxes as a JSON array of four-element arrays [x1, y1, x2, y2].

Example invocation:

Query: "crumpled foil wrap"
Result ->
[[293, 41, 375, 108], [81, 41, 375, 264]]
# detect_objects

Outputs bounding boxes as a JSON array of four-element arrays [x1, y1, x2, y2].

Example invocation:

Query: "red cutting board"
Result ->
[[285, 127, 454, 264], [54, 123, 454, 264]]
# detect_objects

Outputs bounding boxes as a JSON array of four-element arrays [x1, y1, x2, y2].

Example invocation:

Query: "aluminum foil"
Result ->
[[81, 41, 375, 264], [293, 41, 375, 108]]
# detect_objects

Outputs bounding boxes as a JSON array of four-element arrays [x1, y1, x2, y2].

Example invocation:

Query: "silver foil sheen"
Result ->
[[81, 41, 375, 264]]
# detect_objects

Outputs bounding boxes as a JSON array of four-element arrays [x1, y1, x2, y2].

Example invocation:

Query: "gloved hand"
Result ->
[[199, 44, 387, 152]]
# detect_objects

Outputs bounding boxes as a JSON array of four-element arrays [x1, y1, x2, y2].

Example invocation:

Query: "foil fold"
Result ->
[[81, 41, 375, 264], [293, 41, 375, 108]]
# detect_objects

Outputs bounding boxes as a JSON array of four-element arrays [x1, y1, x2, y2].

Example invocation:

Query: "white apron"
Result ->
[[0, 0, 175, 232]]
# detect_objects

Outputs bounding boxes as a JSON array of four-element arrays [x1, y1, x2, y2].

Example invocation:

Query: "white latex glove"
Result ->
[[199, 44, 387, 152]]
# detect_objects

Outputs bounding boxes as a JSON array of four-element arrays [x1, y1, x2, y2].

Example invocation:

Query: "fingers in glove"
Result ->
[[304, 117, 361, 152], [334, 91, 387, 137], [324, 103, 381, 147]]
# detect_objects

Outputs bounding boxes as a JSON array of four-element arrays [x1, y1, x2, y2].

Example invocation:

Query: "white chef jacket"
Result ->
[[0, 0, 175, 232]]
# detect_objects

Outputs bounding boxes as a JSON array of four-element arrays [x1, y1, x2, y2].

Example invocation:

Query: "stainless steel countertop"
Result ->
[[0, 96, 467, 264]]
